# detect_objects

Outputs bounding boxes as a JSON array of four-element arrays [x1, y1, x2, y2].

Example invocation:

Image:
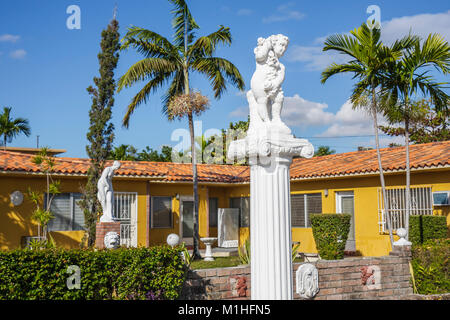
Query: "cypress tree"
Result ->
[[79, 16, 120, 247]]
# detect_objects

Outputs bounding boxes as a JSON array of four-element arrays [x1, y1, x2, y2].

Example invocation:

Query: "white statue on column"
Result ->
[[97, 161, 121, 223], [227, 35, 314, 300], [248, 34, 291, 136], [229, 34, 314, 161]]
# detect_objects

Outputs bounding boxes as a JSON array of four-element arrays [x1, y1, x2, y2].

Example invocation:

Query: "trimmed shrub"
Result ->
[[409, 215, 448, 245], [0, 246, 187, 300], [411, 239, 450, 294], [310, 213, 351, 260]]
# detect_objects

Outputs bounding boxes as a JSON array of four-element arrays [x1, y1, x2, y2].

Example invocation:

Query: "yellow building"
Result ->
[[1, 141, 449, 256]]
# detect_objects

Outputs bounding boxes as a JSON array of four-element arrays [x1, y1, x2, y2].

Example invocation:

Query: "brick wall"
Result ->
[[180, 245, 413, 300], [95, 222, 121, 249]]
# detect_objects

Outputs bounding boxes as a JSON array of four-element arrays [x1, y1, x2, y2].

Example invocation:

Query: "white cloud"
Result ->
[[10, 49, 26, 59], [229, 106, 248, 118], [286, 45, 349, 71], [263, 2, 305, 23], [229, 93, 334, 127], [281, 94, 334, 127], [0, 34, 20, 42], [237, 9, 252, 16], [287, 10, 450, 72], [381, 10, 450, 44]]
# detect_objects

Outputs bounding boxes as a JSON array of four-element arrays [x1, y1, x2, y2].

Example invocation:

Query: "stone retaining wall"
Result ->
[[180, 246, 413, 300]]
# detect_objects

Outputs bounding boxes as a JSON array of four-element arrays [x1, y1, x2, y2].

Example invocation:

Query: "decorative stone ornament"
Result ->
[[167, 233, 180, 248], [393, 228, 412, 246], [296, 264, 319, 299], [104, 231, 120, 249], [10, 190, 24, 206], [200, 237, 217, 261], [228, 35, 313, 300]]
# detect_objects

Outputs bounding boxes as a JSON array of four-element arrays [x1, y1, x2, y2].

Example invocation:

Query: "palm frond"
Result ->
[[122, 72, 172, 128], [169, 0, 199, 49], [188, 25, 232, 59], [192, 57, 245, 98], [117, 58, 178, 92]]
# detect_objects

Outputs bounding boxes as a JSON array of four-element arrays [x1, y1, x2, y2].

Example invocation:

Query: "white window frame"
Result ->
[[377, 186, 433, 234]]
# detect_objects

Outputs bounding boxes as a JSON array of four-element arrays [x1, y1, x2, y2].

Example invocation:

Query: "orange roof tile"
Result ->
[[0, 141, 449, 183]]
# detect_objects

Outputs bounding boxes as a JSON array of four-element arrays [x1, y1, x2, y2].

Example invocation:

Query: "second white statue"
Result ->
[[97, 161, 121, 222]]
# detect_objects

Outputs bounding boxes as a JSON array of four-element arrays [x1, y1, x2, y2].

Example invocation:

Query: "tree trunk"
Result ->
[[404, 116, 411, 240], [188, 112, 202, 260], [371, 90, 394, 247]]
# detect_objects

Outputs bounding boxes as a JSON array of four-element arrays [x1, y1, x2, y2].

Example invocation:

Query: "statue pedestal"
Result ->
[[228, 132, 314, 300], [95, 221, 121, 249], [250, 154, 294, 300]]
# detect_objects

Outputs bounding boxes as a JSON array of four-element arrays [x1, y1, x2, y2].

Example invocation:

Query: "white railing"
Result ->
[[378, 186, 433, 233], [120, 223, 132, 247]]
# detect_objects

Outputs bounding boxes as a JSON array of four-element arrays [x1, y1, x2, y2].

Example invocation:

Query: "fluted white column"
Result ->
[[250, 155, 293, 300]]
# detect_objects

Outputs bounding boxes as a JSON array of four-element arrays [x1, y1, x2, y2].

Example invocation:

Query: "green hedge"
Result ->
[[411, 239, 450, 295], [409, 215, 448, 245], [310, 213, 351, 260], [0, 246, 187, 300]]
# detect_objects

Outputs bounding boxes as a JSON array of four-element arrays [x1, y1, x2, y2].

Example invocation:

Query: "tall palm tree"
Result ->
[[117, 0, 244, 259], [379, 33, 450, 240], [0, 107, 31, 150], [320, 23, 419, 246]]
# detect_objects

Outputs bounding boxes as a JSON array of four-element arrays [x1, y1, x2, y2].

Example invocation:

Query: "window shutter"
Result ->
[[72, 193, 85, 231], [306, 194, 322, 227], [152, 197, 172, 228], [291, 194, 305, 227], [48, 193, 72, 231], [240, 197, 250, 228], [209, 198, 218, 227]]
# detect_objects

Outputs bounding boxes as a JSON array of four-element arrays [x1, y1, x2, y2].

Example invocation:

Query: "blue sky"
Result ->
[[0, 0, 449, 158]]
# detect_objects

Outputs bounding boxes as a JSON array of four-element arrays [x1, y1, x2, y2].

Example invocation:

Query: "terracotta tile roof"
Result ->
[[0, 141, 448, 183], [290, 140, 450, 180], [0, 150, 248, 183]]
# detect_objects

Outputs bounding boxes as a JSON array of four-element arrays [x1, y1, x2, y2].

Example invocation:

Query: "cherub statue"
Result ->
[[97, 161, 121, 222], [247, 34, 291, 136]]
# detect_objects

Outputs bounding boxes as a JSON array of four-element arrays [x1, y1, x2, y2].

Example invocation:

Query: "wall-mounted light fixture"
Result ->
[[324, 189, 329, 197]]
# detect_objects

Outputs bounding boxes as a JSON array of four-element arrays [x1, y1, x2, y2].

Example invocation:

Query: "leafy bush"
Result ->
[[409, 215, 448, 245], [310, 214, 351, 260], [411, 239, 450, 294], [0, 246, 187, 300]]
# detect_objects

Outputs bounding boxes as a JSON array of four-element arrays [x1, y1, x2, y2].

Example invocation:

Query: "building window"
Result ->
[[291, 193, 322, 228], [229, 197, 250, 227], [47, 193, 85, 231], [209, 198, 218, 228], [151, 196, 172, 228], [378, 186, 433, 233]]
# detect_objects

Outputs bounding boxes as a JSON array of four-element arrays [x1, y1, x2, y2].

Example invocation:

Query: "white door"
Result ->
[[336, 191, 356, 251]]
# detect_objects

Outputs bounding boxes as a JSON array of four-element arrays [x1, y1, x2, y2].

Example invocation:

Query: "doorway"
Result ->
[[336, 191, 356, 251], [179, 196, 194, 245]]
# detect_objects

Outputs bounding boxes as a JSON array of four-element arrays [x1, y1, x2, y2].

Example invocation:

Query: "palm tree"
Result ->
[[0, 107, 31, 150], [117, 0, 244, 259], [379, 33, 450, 240], [320, 23, 419, 246]]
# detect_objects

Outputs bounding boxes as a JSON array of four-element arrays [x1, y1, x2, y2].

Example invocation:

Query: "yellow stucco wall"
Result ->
[[1, 168, 449, 256]]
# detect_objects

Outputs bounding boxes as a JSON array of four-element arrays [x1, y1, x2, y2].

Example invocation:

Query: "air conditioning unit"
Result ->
[[432, 191, 450, 206], [21, 236, 45, 248]]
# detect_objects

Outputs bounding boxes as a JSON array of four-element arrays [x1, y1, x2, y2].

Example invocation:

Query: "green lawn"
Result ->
[[189, 256, 304, 269]]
